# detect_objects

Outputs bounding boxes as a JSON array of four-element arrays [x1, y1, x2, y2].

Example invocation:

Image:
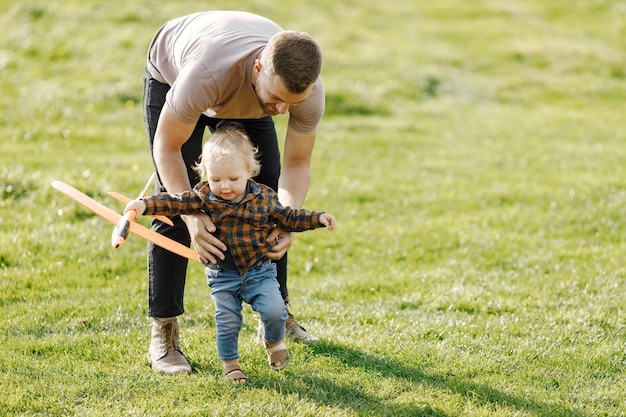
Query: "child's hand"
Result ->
[[320, 213, 336, 231], [124, 200, 147, 216]]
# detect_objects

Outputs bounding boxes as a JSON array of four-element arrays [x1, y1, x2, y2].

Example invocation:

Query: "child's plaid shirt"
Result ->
[[141, 180, 327, 275]]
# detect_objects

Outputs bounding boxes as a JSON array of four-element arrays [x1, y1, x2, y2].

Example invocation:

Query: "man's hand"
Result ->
[[182, 213, 227, 265], [266, 227, 293, 260]]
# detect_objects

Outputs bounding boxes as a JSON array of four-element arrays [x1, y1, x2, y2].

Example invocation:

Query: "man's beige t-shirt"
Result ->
[[146, 11, 324, 133]]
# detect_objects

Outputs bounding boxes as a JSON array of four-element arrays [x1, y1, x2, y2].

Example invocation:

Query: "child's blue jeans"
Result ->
[[206, 259, 286, 361]]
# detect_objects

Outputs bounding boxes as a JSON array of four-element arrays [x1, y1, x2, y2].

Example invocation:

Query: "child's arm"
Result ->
[[263, 186, 336, 232], [270, 206, 336, 232], [123, 189, 206, 217]]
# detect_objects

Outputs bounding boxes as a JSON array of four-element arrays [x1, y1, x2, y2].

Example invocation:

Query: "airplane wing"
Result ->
[[51, 181, 198, 262], [108, 191, 174, 226]]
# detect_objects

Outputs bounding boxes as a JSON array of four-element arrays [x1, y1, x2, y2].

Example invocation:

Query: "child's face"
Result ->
[[206, 156, 250, 202]]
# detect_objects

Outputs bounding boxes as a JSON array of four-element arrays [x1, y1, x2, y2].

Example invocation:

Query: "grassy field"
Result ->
[[2, 0, 626, 415]]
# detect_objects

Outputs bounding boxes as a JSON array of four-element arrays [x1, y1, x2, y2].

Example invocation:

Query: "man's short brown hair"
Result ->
[[264, 31, 322, 94]]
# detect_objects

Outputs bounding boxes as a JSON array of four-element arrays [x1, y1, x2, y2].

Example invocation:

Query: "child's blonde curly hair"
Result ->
[[194, 122, 261, 178]]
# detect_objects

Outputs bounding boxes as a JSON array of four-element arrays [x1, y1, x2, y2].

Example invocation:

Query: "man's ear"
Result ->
[[253, 58, 263, 74]]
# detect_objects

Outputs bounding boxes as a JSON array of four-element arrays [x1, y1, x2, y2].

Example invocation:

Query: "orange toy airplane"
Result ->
[[51, 176, 198, 262]]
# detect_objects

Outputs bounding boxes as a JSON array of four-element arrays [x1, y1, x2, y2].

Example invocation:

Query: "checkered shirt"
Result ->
[[141, 180, 326, 274]]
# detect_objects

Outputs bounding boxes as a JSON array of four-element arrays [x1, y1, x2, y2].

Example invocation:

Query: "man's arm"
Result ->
[[153, 106, 196, 193], [278, 126, 316, 209], [153, 105, 226, 264], [266, 126, 316, 258]]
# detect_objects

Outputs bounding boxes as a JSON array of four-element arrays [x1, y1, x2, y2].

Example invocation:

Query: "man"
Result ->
[[142, 11, 325, 375]]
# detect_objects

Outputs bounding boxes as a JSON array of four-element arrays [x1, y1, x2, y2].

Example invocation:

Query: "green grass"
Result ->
[[2, 0, 626, 415]]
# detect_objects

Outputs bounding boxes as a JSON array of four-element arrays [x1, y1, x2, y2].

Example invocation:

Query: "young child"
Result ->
[[125, 123, 335, 383]]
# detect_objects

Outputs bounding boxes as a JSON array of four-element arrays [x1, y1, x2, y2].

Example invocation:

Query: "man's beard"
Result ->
[[253, 81, 279, 116], [257, 97, 279, 116]]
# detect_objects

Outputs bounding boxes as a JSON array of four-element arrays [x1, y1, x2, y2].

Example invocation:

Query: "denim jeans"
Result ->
[[142, 69, 289, 318], [206, 259, 286, 361]]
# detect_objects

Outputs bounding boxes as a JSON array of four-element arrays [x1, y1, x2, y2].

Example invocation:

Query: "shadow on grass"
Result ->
[[258, 340, 590, 417]]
